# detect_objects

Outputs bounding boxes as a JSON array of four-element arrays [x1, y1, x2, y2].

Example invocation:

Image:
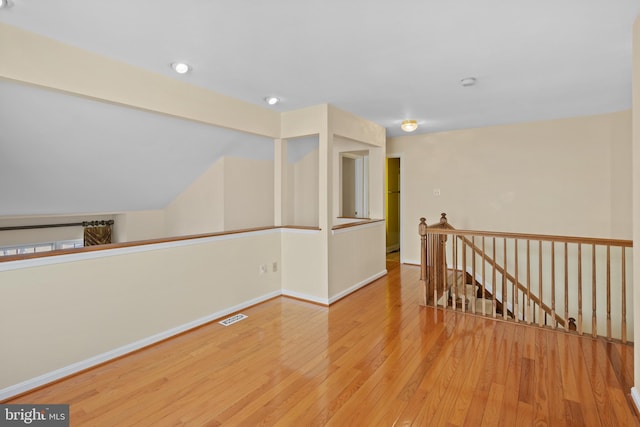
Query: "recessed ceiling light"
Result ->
[[265, 96, 280, 105], [460, 77, 477, 87], [401, 120, 418, 132], [171, 62, 191, 74]]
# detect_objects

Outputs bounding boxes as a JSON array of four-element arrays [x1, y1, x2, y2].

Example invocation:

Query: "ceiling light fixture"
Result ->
[[171, 62, 191, 74], [460, 77, 477, 87], [0, 0, 13, 9], [401, 120, 418, 132], [265, 96, 280, 105]]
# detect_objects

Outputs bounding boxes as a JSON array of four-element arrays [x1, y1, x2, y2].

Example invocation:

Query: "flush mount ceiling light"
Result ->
[[460, 77, 477, 87], [0, 0, 13, 9], [265, 96, 280, 105], [171, 62, 191, 74], [401, 120, 418, 132]]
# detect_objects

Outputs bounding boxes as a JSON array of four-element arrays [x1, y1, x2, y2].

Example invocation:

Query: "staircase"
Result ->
[[419, 213, 632, 342], [441, 269, 505, 317]]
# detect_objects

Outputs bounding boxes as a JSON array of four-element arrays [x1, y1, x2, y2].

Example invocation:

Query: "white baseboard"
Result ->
[[328, 270, 388, 304], [386, 244, 400, 253], [0, 290, 281, 401], [403, 258, 420, 265], [283, 271, 389, 306], [631, 387, 640, 414], [281, 289, 329, 305]]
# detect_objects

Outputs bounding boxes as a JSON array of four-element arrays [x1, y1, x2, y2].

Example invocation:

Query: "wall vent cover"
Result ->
[[219, 313, 248, 326]]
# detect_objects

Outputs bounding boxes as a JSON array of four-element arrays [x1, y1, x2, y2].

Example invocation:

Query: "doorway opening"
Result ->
[[386, 157, 401, 269]]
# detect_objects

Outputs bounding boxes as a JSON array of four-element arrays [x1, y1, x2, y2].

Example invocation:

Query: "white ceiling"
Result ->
[[0, 1, 638, 216]]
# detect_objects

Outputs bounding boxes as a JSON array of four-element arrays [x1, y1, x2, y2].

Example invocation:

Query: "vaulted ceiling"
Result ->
[[0, 80, 275, 216], [1, 1, 638, 216]]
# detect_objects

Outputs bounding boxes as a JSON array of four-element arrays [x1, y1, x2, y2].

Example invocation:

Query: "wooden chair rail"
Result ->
[[331, 218, 385, 231]]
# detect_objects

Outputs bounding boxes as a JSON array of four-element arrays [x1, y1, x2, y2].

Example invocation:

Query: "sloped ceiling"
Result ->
[[0, 80, 275, 216]]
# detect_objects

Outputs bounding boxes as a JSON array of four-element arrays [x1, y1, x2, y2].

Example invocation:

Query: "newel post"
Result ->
[[438, 213, 449, 260], [419, 218, 428, 281], [419, 217, 430, 306]]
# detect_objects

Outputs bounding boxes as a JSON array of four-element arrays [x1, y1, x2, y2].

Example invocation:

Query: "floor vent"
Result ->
[[219, 313, 248, 326]]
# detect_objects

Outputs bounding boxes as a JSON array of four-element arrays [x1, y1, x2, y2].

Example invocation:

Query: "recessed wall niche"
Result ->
[[340, 150, 369, 218], [333, 135, 383, 224]]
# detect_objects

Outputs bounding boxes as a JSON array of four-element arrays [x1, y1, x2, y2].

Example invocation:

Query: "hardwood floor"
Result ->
[[6, 260, 638, 426], [385, 249, 401, 272]]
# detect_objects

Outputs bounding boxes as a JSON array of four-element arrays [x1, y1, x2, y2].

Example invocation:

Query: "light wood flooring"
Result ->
[[5, 260, 638, 426]]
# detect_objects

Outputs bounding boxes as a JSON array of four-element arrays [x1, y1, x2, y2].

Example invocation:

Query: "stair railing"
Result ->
[[419, 215, 449, 307], [419, 213, 633, 342]]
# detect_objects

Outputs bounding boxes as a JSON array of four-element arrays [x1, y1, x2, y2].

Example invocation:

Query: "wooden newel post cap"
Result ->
[[440, 213, 447, 224], [419, 217, 427, 236]]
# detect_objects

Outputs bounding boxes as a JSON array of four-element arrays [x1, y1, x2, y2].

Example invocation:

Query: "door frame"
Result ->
[[386, 153, 404, 262]]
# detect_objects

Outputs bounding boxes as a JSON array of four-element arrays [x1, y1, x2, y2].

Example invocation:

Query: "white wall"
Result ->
[[281, 230, 326, 302], [114, 210, 166, 242], [223, 157, 274, 230], [329, 222, 386, 302], [164, 156, 275, 235], [387, 111, 632, 264], [165, 159, 224, 236], [289, 148, 319, 227], [0, 230, 281, 394]]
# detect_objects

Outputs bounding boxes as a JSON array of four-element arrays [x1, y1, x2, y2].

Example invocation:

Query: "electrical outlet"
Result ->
[[259, 264, 267, 274], [272, 261, 278, 272], [433, 189, 441, 196]]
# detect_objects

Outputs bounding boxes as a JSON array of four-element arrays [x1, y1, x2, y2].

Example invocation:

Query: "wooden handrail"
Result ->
[[421, 227, 632, 248], [0, 225, 321, 263]]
